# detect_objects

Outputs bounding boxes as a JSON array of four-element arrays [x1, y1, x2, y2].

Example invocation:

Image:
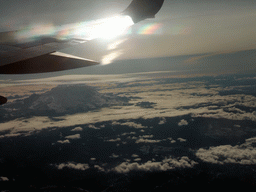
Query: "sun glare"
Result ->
[[11, 15, 134, 43], [86, 15, 134, 40]]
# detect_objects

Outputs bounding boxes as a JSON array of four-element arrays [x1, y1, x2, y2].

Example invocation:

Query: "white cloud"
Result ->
[[112, 121, 147, 129], [54, 157, 201, 173], [112, 156, 197, 173], [177, 138, 187, 142], [55, 162, 90, 170], [159, 117, 167, 125], [71, 127, 83, 131], [196, 137, 256, 165], [94, 165, 105, 172], [140, 135, 154, 139], [121, 132, 136, 136], [0, 177, 9, 181], [88, 124, 100, 129], [65, 134, 81, 140], [178, 119, 188, 126], [167, 138, 176, 143], [57, 139, 70, 144], [106, 138, 121, 142], [110, 153, 119, 158], [0, 133, 22, 138], [131, 154, 139, 158], [135, 138, 161, 144]]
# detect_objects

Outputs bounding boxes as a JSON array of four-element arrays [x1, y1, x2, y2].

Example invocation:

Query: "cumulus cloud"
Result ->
[[121, 132, 136, 136], [0, 176, 9, 181], [110, 153, 119, 158], [196, 137, 256, 165], [65, 134, 81, 140], [167, 138, 176, 143], [140, 135, 154, 139], [71, 127, 83, 131], [88, 124, 100, 129], [127, 136, 138, 140], [131, 154, 139, 158], [55, 162, 90, 170], [106, 138, 121, 142], [112, 121, 147, 129], [112, 156, 197, 173], [94, 165, 105, 172], [159, 117, 167, 125], [178, 119, 188, 126], [191, 95, 256, 122], [57, 139, 70, 144], [0, 133, 22, 138], [135, 138, 161, 144], [177, 138, 187, 142]]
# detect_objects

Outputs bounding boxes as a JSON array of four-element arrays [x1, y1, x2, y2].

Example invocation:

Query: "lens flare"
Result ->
[[138, 23, 163, 35], [11, 15, 134, 43]]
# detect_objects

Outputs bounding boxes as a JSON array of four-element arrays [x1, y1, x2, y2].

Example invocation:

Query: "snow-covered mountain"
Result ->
[[1, 85, 129, 119]]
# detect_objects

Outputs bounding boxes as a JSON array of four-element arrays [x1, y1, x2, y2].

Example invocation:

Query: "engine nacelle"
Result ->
[[122, 0, 164, 23]]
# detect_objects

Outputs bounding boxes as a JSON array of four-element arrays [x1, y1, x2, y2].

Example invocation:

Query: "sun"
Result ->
[[84, 15, 134, 40]]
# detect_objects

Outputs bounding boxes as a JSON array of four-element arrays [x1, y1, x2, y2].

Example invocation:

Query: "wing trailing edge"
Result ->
[[0, 52, 99, 74]]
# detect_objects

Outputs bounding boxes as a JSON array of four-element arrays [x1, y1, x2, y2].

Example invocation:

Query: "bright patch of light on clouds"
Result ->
[[101, 50, 123, 65], [107, 38, 127, 50]]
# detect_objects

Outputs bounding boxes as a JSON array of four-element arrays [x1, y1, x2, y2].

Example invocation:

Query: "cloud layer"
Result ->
[[1, 73, 256, 141], [112, 156, 197, 173], [55, 162, 90, 171], [196, 137, 256, 165]]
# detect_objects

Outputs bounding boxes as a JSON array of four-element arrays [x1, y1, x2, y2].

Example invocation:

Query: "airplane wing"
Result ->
[[0, 36, 96, 74], [0, 0, 164, 74]]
